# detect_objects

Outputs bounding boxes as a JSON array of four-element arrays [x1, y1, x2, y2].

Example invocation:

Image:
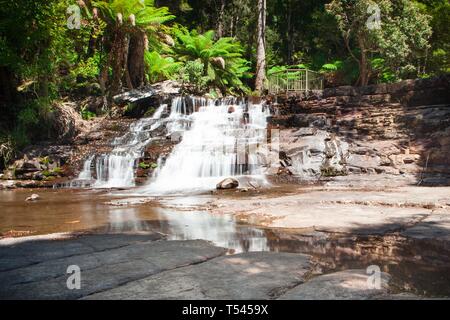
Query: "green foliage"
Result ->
[[267, 64, 311, 76], [321, 166, 347, 177], [81, 107, 97, 121], [267, 65, 287, 76], [430, 49, 450, 74], [42, 166, 62, 177], [0, 0, 448, 165], [145, 51, 182, 83], [87, 0, 175, 93], [93, 0, 175, 27], [124, 103, 137, 114], [173, 29, 250, 94], [318, 59, 359, 87], [138, 162, 157, 169], [0, 136, 15, 169], [39, 156, 52, 167], [371, 58, 397, 83], [139, 162, 151, 169], [144, 107, 156, 117], [415, 0, 449, 75], [326, 0, 432, 85], [320, 61, 344, 72], [70, 56, 101, 82], [179, 60, 210, 92]]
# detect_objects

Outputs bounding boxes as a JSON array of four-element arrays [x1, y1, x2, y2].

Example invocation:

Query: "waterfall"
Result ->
[[71, 104, 167, 188], [144, 97, 271, 194], [93, 104, 169, 188], [78, 155, 94, 180], [72, 96, 271, 191], [67, 155, 94, 188]]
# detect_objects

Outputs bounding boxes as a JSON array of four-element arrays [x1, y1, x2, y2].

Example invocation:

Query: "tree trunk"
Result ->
[[110, 30, 126, 95], [255, 0, 266, 94], [286, 0, 293, 65], [0, 67, 16, 107], [122, 34, 133, 90], [216, 0, 226, 38], [86, 31, 97, 59], [128, 30, 146, 88], [357, 36, 370, 86]]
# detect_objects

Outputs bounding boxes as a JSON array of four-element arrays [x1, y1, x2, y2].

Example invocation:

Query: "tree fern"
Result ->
[[173, 29, 250, 94], [144, 51, 181, 83]]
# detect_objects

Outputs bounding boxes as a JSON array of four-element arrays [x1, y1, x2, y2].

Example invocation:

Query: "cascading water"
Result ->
[[71, 104, 168, 188], [72, 96, 271, 191], [67, 155, 95, 188], [144, 97, 271, 194], [93, 104, 170, 188]]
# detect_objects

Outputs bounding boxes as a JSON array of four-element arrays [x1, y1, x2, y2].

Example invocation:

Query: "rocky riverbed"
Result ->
[[0, 179, 449, 300], [1, 77, 449, 300], [206, 181, 450, 238], [0, 233, 430, 300]]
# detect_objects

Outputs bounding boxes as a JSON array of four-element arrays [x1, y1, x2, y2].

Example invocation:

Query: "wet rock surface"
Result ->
[[1, 231, 444, 299], [0, 234, 227, 299], [85, 252, 312, 300], [0, 233, 316, 300], [0, 187, 449, 299], [278, 269, 391, 300], [216, 178, 239, 190]]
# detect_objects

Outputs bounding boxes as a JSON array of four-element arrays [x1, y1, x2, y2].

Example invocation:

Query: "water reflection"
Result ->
[[1, 189, 449, 297], [152, 208, 269, 253], [99, 205, 269, 254], [106, 208, 151, 233], [262, 231, 450, 297]]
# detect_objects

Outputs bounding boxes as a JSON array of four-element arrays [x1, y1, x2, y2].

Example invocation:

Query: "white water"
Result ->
[[71, 104, 167, 188], [144, 97, 271, 194], [67, 155, 94, 188], [154, 207, 269, 253], [93, 104, 169, 188], [74, 96, 271, 192]]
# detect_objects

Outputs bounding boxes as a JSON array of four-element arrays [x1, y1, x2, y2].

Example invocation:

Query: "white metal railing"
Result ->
[[267, 69, 324, 94]]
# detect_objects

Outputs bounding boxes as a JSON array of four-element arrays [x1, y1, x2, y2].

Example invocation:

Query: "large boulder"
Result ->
[[25, 194, 40, 202], [273, 128, 349, 178], [216, 178, 239, 190]]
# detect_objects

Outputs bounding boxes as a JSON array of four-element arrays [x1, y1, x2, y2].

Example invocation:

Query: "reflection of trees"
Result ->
[[265, 229, 450, 297]]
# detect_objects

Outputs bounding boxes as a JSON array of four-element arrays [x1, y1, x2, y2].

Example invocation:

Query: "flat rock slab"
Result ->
[[217, 202, 430, 235], [402, 209, 450, 241], [266, 204, 430, 234], [0, 233, 162, 272], [84, 252, 312, 300], [0, 235, 226, 299], [278, 269, 390, 300], [210, 186, 450, 235]]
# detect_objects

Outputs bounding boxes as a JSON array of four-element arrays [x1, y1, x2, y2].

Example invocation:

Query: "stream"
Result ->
[[1, 96, 449, 298], [1, 188, 449, 298]]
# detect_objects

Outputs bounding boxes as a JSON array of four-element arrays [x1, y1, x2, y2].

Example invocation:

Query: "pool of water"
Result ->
[[0, 189, 449, 297]]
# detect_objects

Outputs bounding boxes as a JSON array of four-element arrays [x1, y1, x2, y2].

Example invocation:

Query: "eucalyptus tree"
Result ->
[[326, 0, 432, 86], [255, 0, 266, 93]]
